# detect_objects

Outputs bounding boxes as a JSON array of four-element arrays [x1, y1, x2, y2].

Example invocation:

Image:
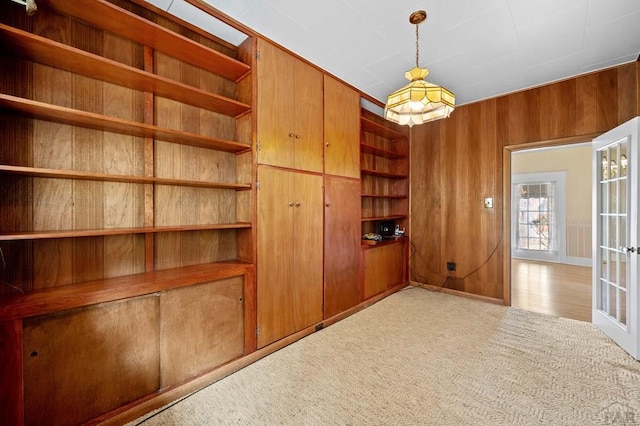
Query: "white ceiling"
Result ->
[[147, 0, 640, 112]]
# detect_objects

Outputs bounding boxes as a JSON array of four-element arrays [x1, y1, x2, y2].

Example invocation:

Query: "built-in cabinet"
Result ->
[[0, 1, 410, 424], [0, 0, 253, 424], [256, 167, 323, 348], [362, 240, 406, 299], [256, 39, 323, 173], [359, 109, 410, 296]]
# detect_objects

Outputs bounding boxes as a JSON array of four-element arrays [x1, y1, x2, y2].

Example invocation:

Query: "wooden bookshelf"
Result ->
[[0, 261, 252, 321], [39, 0, 251, 82], [0, 24, 251, 117], [0, 95, 251, 152]]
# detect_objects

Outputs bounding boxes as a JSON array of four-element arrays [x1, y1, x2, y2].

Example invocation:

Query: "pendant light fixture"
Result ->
[[384, 10, 455, 127]]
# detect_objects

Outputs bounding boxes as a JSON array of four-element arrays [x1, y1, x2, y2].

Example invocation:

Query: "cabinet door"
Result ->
[[292, 172, 324, 327], [160, 277, 244, 388], [256, 40, 295, 169], [363, 243, 405, 299], [23, 296, 160, 426], [293, 60, 324, 173], [324, 76, 360, 178], [257, 167, 295, 348], [324, 176, 361, 317]]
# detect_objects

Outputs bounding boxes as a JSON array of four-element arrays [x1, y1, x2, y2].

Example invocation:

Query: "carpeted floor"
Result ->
[[131, 287, 640, 425]]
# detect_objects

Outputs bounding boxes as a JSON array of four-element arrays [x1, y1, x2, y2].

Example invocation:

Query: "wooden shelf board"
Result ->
[[0, 95, 251, 153], [361, 215, 407, 222], [0, 25, 251, 118], [0, 223, 252, 241], [0, 164, 252, 190], [361, 168, 408, 179], [361, 193, 407, 199], [361, 236, 406, 248], [0, 261, 253, 321], [360, 143, 406, 159], [361, 116, 407, 140], [40, 0, 251, 82]]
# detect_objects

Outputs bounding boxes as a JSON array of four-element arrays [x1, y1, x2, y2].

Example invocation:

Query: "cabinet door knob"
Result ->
[[288, 202, 294, 207], [288, 132, 295, 138], [325, 203, 330, 207], [295, 134, 300, 139], [295, 201, 301, 207], [325, 142, 330, 147]]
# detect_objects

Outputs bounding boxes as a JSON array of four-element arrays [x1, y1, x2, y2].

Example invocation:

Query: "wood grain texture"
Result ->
[[256, 166, 294, 348], [23, 295, 160, 426], [256, 167, 323, 348], [0, 320, 23, 425], [292, 53, 323, 172], [324, 75, 360, 178], [360, 110, 409, 232], [511, 259, 591, 322], [362, 241, 405, 300], [255, 39, 323, 173], [410, 62, 639, 300], [39, 0, 250, 81], [1, 3, 255, 425], [160, 277, 244, 388], [324, 176, 361, 318], [0, 24, 251, 117], [0, 261, 252, 321], [255, 40, 295, 169]]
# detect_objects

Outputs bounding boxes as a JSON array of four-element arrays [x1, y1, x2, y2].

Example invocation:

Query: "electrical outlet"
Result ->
[[446, 262, 456, 271]]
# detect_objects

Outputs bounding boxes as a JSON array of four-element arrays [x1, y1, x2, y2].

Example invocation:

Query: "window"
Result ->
[[512, 172, 567, 263], [516, 182, 554, 251]]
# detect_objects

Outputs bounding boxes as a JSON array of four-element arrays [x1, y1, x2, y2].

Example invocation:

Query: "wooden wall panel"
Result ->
[[410, 62, 639, 300]]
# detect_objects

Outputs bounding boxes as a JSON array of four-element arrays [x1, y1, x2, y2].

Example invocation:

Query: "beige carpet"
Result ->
[[131, 287, 640, 425]]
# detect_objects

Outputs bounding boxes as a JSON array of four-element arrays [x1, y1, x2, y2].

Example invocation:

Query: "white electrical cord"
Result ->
[[11, 0, 37, 15]]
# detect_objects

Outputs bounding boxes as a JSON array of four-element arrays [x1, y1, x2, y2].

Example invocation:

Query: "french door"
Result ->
[[593, 117, 640, 359]]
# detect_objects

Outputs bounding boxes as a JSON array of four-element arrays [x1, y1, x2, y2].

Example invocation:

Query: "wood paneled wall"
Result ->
[[410, 61, 640, 301]]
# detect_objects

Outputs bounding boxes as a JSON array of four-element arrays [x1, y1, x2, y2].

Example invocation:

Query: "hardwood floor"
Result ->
[[511, 259, 592, 322]]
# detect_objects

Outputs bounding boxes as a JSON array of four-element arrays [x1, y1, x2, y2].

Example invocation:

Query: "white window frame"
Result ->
[[512, 172, 567, 263]]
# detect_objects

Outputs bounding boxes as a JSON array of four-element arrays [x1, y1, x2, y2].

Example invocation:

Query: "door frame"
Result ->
[[502, 134, 600, 305]]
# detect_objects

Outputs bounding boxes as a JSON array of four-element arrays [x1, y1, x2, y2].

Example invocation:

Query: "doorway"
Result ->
[[509, 143, 592, 322]]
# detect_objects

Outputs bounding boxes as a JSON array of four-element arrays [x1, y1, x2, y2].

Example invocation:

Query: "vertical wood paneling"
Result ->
[[411, 62, 639, 300], [575, 73, 598, 135], [559, 80, 576, 138], [596, 69, 618, 132], [618, 63, 638, 123]]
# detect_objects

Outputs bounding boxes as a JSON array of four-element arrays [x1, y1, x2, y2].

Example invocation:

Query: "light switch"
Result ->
[[484, 197, 493, 209]]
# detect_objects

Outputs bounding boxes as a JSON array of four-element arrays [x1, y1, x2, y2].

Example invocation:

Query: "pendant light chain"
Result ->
[[415, 23, 420, 68]]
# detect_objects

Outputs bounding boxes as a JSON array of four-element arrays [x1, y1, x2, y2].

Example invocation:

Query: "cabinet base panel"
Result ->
[[98, 281, 409, 426]]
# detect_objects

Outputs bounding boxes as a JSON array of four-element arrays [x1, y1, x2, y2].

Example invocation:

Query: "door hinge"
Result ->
[[256, 326, 260, 336], [255, 50, 260, 60], [256, 141, 261, 151], [255, 181, 260, 190]]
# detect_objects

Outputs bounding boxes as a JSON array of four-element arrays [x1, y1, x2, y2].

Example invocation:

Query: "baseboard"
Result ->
[[566, 256, 591, 267], [408, 281, 505, 306]]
